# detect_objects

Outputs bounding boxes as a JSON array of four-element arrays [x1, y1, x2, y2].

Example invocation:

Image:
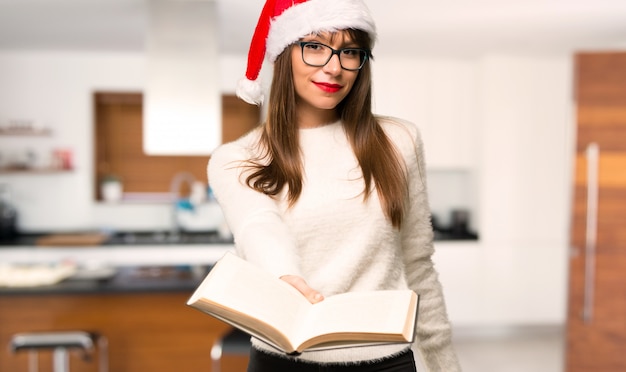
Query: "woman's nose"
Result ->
[[323, 54, 342, 75]]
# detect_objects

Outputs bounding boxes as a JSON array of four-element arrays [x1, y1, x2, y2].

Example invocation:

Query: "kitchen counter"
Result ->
[[0, 230, 234, 267], [0, 229, 477, 269], [0, 230, 478, 297], [0, 231, 233, 295], [0, 230, 233, 247], [0, 265, 211, 296], [0, 243, 233, 266], [0, 233, 239, 371], [0, 281, 236, 372]]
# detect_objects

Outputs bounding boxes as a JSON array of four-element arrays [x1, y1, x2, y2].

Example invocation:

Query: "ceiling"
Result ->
[[0, 0, 625, 58]]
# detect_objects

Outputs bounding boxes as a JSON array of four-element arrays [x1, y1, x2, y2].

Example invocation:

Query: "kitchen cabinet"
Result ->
[[372, 58, 477, 169], [432, 241, 482, 325], [0, 292, 248, 372], [143, 0, 220, 156], [0, 261, 251, 372], [432, 55, 572, 327], [94, 93, 259, 200]]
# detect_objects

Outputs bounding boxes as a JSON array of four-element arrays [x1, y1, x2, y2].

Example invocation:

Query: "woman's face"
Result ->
[[291, 31, 361, 126]]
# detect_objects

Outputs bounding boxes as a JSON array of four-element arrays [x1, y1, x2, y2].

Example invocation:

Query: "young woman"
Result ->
[[208, 0, 461, 370]]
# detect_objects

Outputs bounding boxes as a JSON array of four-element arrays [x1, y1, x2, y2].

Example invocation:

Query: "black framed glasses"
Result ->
[[298, 41, 370, 71]]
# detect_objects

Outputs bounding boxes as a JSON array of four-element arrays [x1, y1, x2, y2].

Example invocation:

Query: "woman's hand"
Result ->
[[280, 275, 324, 304]]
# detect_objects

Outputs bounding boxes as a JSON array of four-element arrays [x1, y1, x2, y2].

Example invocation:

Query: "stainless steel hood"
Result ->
[[143, 0, 221, 155]]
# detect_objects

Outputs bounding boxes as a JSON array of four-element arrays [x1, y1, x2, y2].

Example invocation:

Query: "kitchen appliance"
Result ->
[[450, 209, 470, 235], [0, 184, 17, 241]]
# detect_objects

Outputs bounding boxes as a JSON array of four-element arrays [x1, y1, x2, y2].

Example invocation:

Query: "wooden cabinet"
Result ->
[[0, 292, 248, 372], [566, 52, 626, 371], [94, 93, 260, 199]]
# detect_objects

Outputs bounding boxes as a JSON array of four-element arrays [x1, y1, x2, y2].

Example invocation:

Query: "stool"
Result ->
[[210, 328, 251, 372], [9, 331, 108, 372]]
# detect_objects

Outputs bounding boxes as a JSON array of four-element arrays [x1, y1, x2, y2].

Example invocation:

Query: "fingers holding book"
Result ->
[[280, 275, 325, 304]]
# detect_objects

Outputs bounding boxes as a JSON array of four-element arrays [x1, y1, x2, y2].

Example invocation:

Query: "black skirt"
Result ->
[[247, 347, 417, 372]]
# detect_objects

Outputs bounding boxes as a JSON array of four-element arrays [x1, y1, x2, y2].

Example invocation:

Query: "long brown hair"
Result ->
[[245, 29, 407, 228]]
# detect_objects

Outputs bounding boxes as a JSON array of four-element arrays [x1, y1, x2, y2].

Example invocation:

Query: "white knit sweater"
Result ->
[[207, 117, 460, 371]]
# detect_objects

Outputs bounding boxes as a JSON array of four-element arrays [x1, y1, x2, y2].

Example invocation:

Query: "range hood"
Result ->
[[143, 0, 221, 155]]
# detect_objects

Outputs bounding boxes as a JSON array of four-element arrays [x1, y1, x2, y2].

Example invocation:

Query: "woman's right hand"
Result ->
[[280, 275, 324, 304]]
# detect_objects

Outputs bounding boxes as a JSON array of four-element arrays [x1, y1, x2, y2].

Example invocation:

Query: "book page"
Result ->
[[294, 290, 417, 349], [188, 253, 312, 347]]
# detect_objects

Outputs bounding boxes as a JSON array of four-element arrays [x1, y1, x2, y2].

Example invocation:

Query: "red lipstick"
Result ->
[[313, 82, 342, 93]]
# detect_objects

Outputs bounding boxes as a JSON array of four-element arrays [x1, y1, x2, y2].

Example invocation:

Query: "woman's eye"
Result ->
[[342, 49, 360, 58], [305, 43, 322, 51]]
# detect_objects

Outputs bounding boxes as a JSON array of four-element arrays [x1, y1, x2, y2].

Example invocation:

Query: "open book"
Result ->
[[187, 252, 419, 355]]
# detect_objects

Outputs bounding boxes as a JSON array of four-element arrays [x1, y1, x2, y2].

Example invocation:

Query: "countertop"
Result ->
[[0, 265, 211, 296], [0, 231, 233, 295], [0, 230, 478, 296], [0, 231, 234, 266], [0, 230, 233, 247]]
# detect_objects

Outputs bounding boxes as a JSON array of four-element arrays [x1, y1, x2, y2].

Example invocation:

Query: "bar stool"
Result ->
[[9, 331, 108, 372], [210, 328, 251, 372]]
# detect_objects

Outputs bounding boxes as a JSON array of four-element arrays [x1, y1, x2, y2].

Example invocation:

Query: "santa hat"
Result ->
[[236, 0, 377, 105]]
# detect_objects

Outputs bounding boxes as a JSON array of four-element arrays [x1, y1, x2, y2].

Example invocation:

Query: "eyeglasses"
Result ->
[[298, 41, 370, 71]]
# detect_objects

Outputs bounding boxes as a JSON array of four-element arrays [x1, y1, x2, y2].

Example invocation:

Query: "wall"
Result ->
[[0, 50, 573, 327], [0, 51, 481, 231], [0, 52, 256, 231]]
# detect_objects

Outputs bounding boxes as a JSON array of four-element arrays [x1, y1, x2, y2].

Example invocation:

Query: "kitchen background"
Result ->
[[0, 0, 625, 371]]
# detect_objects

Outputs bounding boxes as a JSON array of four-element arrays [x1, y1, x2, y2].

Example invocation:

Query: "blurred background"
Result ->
[[0, 0, 625, 371]]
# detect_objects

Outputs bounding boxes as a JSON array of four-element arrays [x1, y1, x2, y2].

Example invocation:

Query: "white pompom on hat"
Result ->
[[236, 0, 377, 105]]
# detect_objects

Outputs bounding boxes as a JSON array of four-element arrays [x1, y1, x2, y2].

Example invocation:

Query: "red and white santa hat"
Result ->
[[237, 0, 377, 105]]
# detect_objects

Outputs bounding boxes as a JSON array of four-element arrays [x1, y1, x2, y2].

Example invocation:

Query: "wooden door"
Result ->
[[566, 52, 626, 371]]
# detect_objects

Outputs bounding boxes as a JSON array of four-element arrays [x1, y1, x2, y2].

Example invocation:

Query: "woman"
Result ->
[[208, 0, 461, 370]]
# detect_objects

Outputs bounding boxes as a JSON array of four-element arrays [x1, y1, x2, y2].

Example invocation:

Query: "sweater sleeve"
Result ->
[[207, 137, 302, 278], [399, 124, 461, 372]]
